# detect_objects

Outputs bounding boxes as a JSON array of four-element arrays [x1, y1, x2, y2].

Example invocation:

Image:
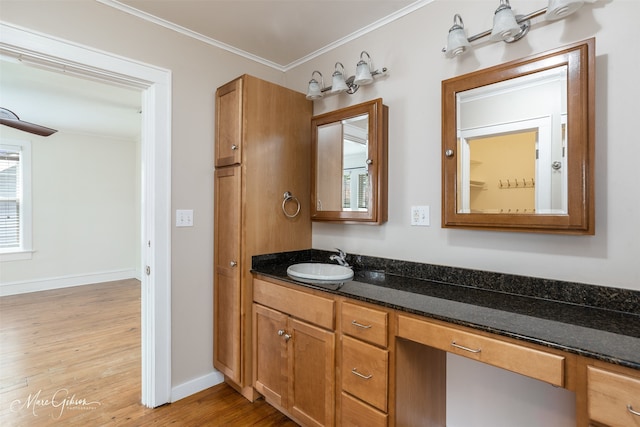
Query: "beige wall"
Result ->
[[288, 0, 640, 292], [1, 0, 638, 419], [291, 3, 638, 424]]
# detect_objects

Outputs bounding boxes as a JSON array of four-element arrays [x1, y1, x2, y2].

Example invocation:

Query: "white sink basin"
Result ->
[[287, 263, 354, 282]]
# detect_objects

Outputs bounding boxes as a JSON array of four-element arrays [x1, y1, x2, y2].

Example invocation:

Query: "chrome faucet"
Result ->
[[329, 248, 350, 267]]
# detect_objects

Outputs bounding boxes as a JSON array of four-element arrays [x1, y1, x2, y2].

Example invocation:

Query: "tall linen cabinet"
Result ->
[[213, 74, 312, 399]]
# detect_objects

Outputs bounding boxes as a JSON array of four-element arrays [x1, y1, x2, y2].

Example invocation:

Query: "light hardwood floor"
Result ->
[[0, 279, 297, 426]]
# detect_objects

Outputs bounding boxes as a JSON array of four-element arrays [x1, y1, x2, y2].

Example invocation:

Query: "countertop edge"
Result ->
[[252, 269, 640, 371]]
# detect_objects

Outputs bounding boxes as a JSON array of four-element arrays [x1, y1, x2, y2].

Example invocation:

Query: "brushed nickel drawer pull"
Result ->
[[451, 341, 482, 354], [628, 404, 640, 417], [351, 368, 372, 380], [351, 320, 372, 329]]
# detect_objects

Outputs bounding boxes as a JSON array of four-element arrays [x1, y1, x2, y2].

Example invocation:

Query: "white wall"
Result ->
[[0, 127, 140, 291]]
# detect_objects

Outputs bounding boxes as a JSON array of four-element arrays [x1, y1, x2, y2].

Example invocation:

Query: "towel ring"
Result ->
[[282, 191, 301, 218]]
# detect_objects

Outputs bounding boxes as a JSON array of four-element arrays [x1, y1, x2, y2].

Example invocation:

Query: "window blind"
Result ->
[[342, 173, 351, 209], [0, 148, 21, 249], [358, 173, 369, 209]]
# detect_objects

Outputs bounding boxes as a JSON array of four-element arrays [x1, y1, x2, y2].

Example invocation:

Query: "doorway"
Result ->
[[0, 23, 172, 407]]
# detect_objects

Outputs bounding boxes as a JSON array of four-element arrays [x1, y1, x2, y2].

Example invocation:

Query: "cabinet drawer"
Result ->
[[253, 278, 334, 330], [341, 301, 388, 347], [341, 335, 388, 412], [341, 392, 387, 427], [397, 315, 565, 387], [588, 366, 640, 427]]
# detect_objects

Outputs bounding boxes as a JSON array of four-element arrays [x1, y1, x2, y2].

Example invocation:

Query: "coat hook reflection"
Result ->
[[498, 177, 535, 189]]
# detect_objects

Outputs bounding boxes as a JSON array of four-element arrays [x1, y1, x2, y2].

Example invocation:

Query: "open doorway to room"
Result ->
[[0, 57, 144, 278], [0, 23, 172, 410], [0, 56, 145, 424]]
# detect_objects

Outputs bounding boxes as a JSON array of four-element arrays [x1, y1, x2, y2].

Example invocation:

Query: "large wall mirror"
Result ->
[[311, 98, 388, 224], [442, 38, 595, 234]]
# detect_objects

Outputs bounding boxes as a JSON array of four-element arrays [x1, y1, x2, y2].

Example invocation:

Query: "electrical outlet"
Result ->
[[411, 206, 430, 226], [176, 209, 194, 227]]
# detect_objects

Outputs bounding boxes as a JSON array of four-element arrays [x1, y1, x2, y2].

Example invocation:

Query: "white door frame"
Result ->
[[0, 22, 172, 407]]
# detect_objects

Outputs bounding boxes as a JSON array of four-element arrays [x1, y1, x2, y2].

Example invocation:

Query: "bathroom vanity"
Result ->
[[251, 250, 640, 427]]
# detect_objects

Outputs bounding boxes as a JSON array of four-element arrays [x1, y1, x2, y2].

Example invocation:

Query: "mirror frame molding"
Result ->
[[311, 98, 388, 224], [442, 38, 595, 234]]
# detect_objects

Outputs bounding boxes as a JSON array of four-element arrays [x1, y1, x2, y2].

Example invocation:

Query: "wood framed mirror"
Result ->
[[442, 38, 595, 234], [311, 98, 388, 224]]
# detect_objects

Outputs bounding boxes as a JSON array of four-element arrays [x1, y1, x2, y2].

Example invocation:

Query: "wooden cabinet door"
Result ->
[[213, 166, 241, 382], [289, 317, 335, 427], [253, 304, 289, 407], [215, 77, 242, 167]]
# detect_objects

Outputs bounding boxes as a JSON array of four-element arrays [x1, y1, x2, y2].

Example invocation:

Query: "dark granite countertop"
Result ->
[[252, 250, 640, 371]]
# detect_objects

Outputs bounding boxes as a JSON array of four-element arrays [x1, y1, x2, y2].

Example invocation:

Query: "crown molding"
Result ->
[[97, 0, 434, 72], [282, 0, 433, 71], [96, 0, 287, 71]]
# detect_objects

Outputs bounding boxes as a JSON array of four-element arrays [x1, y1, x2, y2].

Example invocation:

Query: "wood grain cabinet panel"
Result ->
[[588, 366, 640, 427], [215, 77, 242, 167], [253, 304, 288, 407], [341, 301, 388, 347], [341, 392, 388, 427], [341, 335, 388, 412], [289, 318, 335, 427], [213, 166, 242, 383], [254, 278, 334, 330], [397, 315, 565, 387]]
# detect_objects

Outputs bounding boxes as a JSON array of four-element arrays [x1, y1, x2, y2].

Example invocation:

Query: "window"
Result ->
[[342, 169, 369, 211], [0, 140, 32, 260], [342, 173, 351, 209], [357, 173, 369, 209]]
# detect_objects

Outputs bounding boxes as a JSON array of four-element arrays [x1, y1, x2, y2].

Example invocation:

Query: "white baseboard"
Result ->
[[0, 269, 139, 296], [171, 370, 224, 403]]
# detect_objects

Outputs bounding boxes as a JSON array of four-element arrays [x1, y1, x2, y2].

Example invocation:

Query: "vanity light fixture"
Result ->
[[489, 0, 523, 42], [445, 15, 472, 58], [545, 0, 586, 20], [305, 51, 388, 100], [354, 51, 374, 85], [443, 0, 597, 58], [306, 70, 324, 100], [331, 62, 349, 94]]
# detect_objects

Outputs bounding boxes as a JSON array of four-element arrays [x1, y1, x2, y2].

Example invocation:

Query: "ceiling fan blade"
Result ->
[[0, 107, 58, 137], [0, 117, 58, 137]]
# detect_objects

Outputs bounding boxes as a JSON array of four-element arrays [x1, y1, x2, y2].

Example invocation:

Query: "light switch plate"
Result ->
[[176, 209, 194, 227], [411, 206, 430, 226]]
